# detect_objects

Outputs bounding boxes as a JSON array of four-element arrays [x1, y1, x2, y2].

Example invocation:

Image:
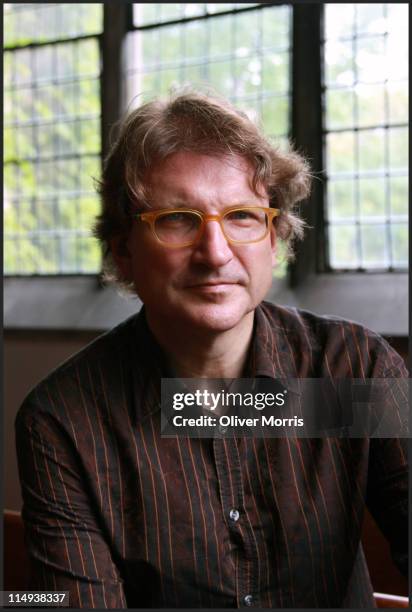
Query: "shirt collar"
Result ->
[[247, 302, 290, 377], [243, 302, 302, 395], [129, 307, 166, 423]]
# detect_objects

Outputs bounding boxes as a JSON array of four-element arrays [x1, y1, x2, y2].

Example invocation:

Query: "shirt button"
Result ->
[[244, 594, 253, 606], [229, 508, 240, 522]]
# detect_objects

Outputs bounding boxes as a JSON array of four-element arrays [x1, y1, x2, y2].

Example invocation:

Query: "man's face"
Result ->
[[113, 152, 277, 333]]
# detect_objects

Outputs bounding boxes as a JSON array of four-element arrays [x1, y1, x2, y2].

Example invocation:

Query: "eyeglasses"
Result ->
[[134, 206, 280, 248]]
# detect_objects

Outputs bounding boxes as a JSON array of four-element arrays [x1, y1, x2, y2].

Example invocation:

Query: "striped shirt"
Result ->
[[15, 301, 408, 608]]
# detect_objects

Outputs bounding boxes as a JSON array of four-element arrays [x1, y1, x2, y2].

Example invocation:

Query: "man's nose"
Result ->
[[191, 219, 234, 268]]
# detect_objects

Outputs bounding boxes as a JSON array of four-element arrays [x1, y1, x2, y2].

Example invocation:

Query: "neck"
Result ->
[[146, 311, 254, 379]]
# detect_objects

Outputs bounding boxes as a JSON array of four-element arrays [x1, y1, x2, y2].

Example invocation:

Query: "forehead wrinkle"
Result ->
[[150, 175, 267, 205], [144, 153, 268, 209]]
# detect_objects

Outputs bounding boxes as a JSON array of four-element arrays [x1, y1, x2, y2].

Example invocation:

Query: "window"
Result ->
[[323, 4, 408, 271], [3, 3, 408, 337], [4, 3, 103, 274]]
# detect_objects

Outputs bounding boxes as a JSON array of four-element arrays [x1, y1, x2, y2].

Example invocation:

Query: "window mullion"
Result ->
[[101, 4, 130, 161], [290, 4, 326, 286]]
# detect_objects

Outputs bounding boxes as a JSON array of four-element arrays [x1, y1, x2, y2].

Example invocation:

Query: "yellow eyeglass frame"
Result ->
[[135, 206, 280, 248]]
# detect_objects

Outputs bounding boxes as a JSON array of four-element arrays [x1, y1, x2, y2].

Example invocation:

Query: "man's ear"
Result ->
[[110, 235, 133, 283]]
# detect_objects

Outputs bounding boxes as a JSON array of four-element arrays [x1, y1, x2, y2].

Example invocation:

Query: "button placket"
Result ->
[[214, 437, 258, 608]]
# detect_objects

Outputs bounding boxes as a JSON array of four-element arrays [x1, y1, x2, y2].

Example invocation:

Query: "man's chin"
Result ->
[[176, 302, 253, 333]]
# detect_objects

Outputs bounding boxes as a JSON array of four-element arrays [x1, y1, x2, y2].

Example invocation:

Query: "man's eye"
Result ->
[[160, 213, 189, 223], [226, 210, 257, 221]]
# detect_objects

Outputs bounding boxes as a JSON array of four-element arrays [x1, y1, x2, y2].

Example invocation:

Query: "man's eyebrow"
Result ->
[[158, 201, 191, 209], [228, 200, 268, 207]]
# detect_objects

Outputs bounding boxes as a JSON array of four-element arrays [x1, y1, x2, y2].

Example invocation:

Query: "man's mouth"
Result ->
[[187, 281, 238, 287], [186, 281, 238, 292]]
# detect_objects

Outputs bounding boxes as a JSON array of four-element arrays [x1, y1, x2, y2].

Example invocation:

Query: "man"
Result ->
[[16, 91, 408, 608]]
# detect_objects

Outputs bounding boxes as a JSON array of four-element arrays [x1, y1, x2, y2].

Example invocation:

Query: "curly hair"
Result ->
[[93, 89, 311, 289]]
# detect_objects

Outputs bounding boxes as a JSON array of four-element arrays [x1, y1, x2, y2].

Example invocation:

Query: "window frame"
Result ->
[[3, 6, 104, 276], [4, 3, 408, 336]]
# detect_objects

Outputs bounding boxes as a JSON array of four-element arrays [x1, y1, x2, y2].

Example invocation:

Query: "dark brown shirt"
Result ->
[[15, 301, 408, 608]]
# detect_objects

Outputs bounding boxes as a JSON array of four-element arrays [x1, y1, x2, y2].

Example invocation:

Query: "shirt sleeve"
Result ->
[[15, 401, 127, 609], [366, 348, 409, 576]]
